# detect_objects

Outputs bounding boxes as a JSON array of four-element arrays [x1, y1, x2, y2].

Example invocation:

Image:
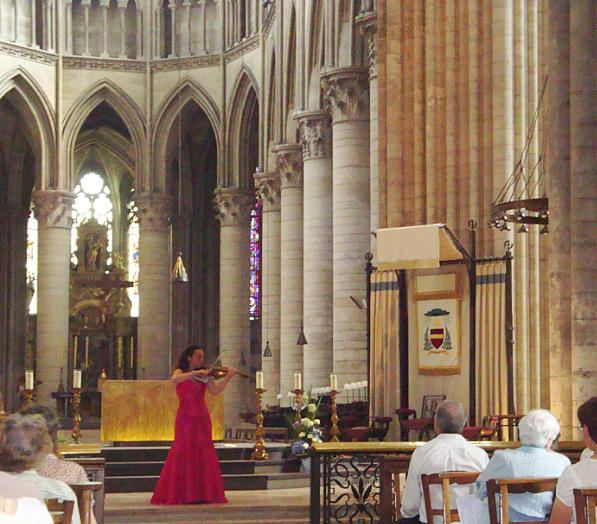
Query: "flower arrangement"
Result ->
[[287, 396, 323, 457]]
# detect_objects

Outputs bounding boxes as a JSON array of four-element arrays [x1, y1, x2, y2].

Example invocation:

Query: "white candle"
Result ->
[[293, 373, 302, 391], [73, 369, 82, 389], [256, 371, 264, 390], [25, 370, 34, 390], [330, 374, 337, 391]]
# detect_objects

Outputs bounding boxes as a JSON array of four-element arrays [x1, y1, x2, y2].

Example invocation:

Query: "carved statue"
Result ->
[[85, 234, 102, 270]]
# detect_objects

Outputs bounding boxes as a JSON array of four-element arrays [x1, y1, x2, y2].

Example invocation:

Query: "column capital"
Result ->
[[295, 111, 332, 160], [272, 144, 303, 189], [213, 187, 252, 226], [356, 12, 378, 79], [33, 190, 74, 229], [254, 170, 280, 212], [321, 67, 370, 123], [136, 193, 175, 232]]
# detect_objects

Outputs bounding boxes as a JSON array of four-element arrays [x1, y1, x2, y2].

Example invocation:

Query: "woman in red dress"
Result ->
[[151, 345, 238, 505]]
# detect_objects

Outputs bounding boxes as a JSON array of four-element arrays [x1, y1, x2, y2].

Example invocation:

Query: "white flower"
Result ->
[[298, 432, 306, 438], [301, 418, 310, 425], [303, 442, 309, 449], [307, 433, 313, 439], [314, 419, 320, 425], [307, 403, 317, 413], [306, 419, 314, 427]]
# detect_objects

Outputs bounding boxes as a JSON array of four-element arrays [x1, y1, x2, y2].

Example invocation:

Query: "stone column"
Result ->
[[546, 0, 572, 438], [33, 190, 74, 405], [357, 10, 379, 258], [272, 145, 304, 398], [137, 194, 174, 379], [254, 170, 281, 406], [296, 111, 333, 390], [570, 0, 597, 435], [321, 67, 370, 386], [214, 187, 251, 429]]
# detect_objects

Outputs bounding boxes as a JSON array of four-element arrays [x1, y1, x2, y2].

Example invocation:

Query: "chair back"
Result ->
[[422, 471, 479, 523], [45, 498, 75, 524], [379, 454, 411, 524], [574, 488, 597, 524], [486, 477, 558, 524]]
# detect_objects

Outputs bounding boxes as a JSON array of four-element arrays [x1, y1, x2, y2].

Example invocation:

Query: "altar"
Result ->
[[100, 380, 224, 441]]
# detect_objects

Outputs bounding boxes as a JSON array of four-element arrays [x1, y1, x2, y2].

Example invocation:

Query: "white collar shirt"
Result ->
[[400, 433, 489, 524]]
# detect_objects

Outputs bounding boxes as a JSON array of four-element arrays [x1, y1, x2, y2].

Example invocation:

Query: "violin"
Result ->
[[195, 366, 248, 379]]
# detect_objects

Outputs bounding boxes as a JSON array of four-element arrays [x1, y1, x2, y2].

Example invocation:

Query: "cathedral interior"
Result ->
[[0, 0, 595, 475]]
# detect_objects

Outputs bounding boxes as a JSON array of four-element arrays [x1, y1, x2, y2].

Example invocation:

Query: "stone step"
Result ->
[[105, 472, 309, 493], [106, 459, 257, 476]]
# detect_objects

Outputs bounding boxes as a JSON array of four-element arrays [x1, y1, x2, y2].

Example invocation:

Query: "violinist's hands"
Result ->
[[193, 369, 210, 377]]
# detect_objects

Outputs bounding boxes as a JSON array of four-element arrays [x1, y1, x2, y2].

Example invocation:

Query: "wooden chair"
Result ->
[[486, 477, 558, 524], [379, 454, 411, 524], [574, 488, 597, 524], [70, 482, 103, 524], [421, 471, 480, 523], [45, 499, 75, 524]]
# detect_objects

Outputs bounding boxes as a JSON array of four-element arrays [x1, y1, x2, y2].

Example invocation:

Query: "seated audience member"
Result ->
[[0, 495, 52, 524], [0, 471, 42, 501], [399, 400, 489, 524], [459, 409, 570, 524], [549, 396, 597, 524], [0, 414, 81, 524]]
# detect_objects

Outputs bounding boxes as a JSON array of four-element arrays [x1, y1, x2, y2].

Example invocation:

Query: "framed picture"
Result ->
[[417, 297, 460, 375]]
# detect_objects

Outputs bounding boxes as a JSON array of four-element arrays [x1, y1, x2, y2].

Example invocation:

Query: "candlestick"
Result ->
[[130, 337, 134, 369], [293, 373, 302, 391], [25, 370, 34, 390], [250, 388, 269, 461], [292, 389, 304, 421], [255, 371, 264, 390], [73, 336, 78, 368], [84, 338, 88, 368], [71, 387, 82, 444], [330, 389, 340, 442], [330, 374, 337, 391]]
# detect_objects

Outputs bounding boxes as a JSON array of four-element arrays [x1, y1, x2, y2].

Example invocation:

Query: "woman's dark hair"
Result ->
[[0, 413, 52, 472], [578, 396, 597, 443], [175, 345, 204, 372], [20, 404, 59, 450]]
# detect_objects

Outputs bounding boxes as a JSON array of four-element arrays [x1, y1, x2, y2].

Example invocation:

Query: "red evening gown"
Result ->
[[151, 379, 227, 504]]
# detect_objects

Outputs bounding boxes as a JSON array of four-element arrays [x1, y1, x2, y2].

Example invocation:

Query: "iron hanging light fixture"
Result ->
[[171, 64, 189, 283]]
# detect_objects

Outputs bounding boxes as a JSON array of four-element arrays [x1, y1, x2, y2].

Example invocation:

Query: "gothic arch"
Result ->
[[152, 78, 220, 193], [62, 79, 146, 190], [0, 67, 56, 189], [226, 66, 260, 188]]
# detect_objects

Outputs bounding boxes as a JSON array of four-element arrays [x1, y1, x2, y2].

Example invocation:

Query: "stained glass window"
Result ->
[[249, 201, 261, 320], [26, 214, 38, 315], [127, 199, 139, 317], [71, 172, 113, 265]]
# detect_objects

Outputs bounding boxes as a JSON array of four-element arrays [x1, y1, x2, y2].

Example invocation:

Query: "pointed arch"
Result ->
[[62, 79, 146, 190], [0, 67, 56, 189], [152, 78, 220, 193], [226, 66, 260, 188]]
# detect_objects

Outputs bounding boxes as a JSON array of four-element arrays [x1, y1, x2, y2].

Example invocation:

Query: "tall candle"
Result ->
[[330, 374, 337, 391], [117, 337, 123, 369], [293, 373, 302, 391], [130, 337, 134, 368], [256, 371, 264, 390], [73, 369, 82, 389], [84, 338, 89, 368], [73, 336, 78, 368], [25, 370, 34, 390]]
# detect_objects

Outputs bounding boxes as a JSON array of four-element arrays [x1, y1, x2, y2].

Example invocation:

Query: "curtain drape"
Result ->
[[475, 261, 508, 423], [369, 270, 400, 438]]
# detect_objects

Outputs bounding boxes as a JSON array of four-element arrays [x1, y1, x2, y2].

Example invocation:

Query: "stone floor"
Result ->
[[104, 487, 310, 523]]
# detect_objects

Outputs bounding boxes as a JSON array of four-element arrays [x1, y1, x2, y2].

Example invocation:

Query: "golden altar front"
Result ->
[[100, 380, 223, 441]]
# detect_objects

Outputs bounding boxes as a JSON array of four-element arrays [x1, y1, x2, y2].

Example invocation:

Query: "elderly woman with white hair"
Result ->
[[458, 409, 570, 524]]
